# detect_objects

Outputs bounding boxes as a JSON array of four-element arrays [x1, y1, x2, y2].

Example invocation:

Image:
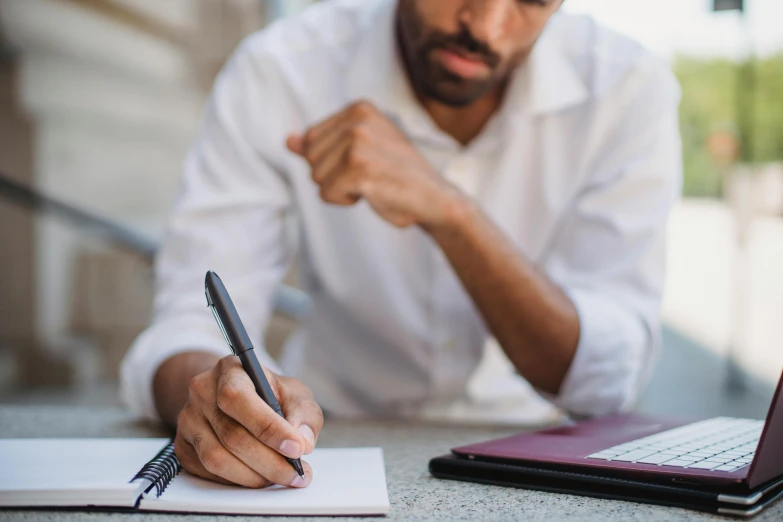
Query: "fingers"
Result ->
[[303, 104, 358, 145], [177, 404, 268, 488], [208, 406, 313, 487], [288, 100, 379, 168], [174, 431, 234, 486], [175, 356, 322, 489], [277, 376, 325, 455], [286, 134, 305, 156], [286, 102, 386, 211], [317, 165, 363, 206], [303, 123, 372, 205], [303, 119, 357, 170], [309, 132, 352, 184], [288, 125, 358, 200], [215, 358, 309, 461], [286, 107, 351, 158]]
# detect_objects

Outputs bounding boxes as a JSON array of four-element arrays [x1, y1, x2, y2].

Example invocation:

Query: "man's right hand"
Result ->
[[163, 354, 323, 488]]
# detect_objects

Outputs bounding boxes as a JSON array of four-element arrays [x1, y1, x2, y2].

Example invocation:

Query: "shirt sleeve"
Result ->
[[120, 41, 293, 421], [541, 58, 683, 416]]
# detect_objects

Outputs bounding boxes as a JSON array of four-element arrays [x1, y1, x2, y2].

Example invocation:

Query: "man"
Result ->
[[122, 0, 682, 490]]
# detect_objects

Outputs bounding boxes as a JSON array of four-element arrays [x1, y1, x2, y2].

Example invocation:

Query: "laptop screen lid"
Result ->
[[747, 369, 783, 488]]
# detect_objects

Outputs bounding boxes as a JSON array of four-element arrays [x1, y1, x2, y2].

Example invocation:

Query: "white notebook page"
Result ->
[[141, 447, 389, 516], [0, 438, 169, 507]]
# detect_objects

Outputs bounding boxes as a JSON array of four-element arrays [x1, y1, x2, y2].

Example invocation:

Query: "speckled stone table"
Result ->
[[1, 405, 780, 521]]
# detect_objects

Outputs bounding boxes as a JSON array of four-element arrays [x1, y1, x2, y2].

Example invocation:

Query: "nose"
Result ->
[[458, 0, 511, 45]]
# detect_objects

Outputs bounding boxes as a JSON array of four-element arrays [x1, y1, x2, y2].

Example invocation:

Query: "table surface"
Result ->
[[1, 405, 780, 521]]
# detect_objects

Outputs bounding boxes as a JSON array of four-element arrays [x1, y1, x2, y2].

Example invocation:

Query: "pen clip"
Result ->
[[205, 286, 237, 356], [205, 285, 214, 306]]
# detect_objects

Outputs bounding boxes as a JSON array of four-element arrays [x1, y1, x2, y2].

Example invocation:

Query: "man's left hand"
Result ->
[[287, 101, 463, 229]]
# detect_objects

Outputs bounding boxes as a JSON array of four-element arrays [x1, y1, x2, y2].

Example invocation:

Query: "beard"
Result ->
[[397, 3, 510, 107]]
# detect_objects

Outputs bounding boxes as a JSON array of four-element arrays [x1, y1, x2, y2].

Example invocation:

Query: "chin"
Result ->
[[418, 63, 497, 107], [422, 80, 492, 107]]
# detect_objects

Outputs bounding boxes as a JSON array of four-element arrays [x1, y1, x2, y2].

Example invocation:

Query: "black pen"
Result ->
[[204, 270, 305, 480]]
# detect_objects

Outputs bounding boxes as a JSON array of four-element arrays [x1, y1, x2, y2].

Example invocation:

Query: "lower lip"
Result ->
[[433, 49, 489, 78]]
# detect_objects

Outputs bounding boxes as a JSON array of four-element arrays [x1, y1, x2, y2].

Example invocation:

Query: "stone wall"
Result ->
[[0, 53, 36, 393], [0, 0, 312, 393]]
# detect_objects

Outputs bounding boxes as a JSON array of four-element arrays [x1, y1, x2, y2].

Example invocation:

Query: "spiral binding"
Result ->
[[131, 441, 181, 497]]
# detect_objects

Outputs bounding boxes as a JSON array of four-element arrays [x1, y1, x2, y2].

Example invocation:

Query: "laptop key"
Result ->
[[723, 450, 746, 457], [688, 461, 723, 470], [611, 450, 656, 462], [710, 456, 736, 463], [636, 454, 676, 465], [662, 459, 697, 467], [687, 451, 714, 458], [586, 452, 617, 460]]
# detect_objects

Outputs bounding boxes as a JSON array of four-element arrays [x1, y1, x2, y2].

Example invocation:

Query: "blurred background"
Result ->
[[0, 0, 781, 421]]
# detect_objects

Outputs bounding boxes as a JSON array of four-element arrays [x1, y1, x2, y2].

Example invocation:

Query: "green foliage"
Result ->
[[673, 54, 783, 198]]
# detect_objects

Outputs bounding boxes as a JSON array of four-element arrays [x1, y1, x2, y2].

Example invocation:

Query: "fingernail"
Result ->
[[298, 424, 315, 450], [290, 474, 310, 488], [279, 439, 302, 459]]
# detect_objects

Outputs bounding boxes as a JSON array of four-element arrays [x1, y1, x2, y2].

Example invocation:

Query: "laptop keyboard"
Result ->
[[586, 417, 763, 472]]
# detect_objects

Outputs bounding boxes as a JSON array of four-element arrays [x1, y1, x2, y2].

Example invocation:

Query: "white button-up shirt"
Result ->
[[121, 0, 682, 422]]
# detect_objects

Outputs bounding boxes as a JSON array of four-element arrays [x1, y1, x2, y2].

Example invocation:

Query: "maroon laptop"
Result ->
[[429, 371, 783, 517]]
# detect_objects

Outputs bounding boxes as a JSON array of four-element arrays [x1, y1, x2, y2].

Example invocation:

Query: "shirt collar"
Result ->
[[345, 4, 590, 133], [509, 14, 590, 116]]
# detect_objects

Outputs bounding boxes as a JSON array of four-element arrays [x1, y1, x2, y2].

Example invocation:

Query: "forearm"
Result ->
[[153, 351, 221, 428], [424, 198, 580, 395]]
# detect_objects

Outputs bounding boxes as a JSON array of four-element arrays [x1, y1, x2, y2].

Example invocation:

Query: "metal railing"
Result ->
[[0, 170, 310, 320]]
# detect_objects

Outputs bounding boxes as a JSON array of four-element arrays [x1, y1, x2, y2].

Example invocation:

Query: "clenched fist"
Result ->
[[172, 355, 324, 488], [287, 100, 465, 230]]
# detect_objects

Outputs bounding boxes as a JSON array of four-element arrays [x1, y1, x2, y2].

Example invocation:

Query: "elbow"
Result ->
[[557, 374, 642, 418], [548, 288, 659, 417], [549, 331, 657, 418]]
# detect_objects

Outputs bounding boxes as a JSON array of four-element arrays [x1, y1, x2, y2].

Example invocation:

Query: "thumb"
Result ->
[[279, 382, 323, 456], [286, 134, 306, 156]]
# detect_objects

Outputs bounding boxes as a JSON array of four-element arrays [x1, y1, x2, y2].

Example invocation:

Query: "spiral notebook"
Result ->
[[0, 438, 389, 516]]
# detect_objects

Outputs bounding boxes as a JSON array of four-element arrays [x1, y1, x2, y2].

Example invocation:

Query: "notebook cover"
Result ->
[[0, 438, 169, 508], [429, 454, 783, 517]]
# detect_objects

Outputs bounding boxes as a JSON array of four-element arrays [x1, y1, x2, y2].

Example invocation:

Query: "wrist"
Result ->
[[420, 184, 476, 237]]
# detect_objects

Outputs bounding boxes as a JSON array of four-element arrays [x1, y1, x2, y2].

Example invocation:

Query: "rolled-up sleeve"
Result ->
[[120, 40, 293, 421], [543, 58, 683, 416]]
